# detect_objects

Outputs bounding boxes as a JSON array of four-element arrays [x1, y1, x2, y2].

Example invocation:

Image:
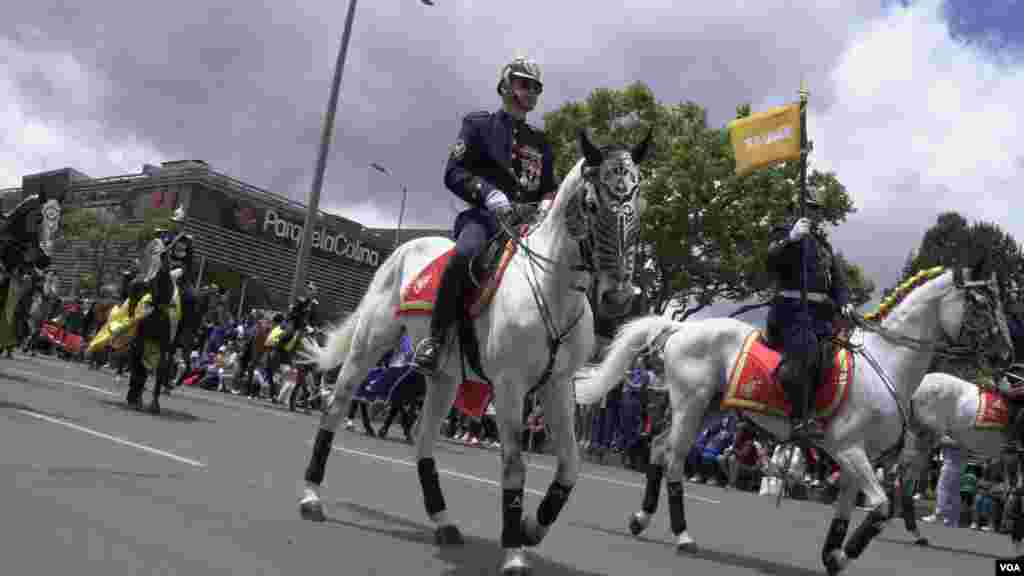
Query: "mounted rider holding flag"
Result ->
[[412, 55, 557, 374], [766, 189, 853, 441]]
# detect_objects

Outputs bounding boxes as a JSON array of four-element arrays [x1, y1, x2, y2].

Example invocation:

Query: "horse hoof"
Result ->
[[824, 550, 848, 576], [434, 524, 464, 546], [628, 512, 648, 536], [913, 537, 929, 546], [675, 531, 697, 554], [521, 515, 548, 547], [500, 548, 531, 575], [299, 499, 325, 522]]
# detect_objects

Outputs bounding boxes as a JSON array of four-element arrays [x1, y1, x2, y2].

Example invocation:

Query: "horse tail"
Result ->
[[299, 241, 406, 372], [575, 315, 678, 405], [300, 312, 358, 372]]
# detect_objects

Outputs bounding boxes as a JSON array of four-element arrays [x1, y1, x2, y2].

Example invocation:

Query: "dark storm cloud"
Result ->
[[3, 0, 886, 232]]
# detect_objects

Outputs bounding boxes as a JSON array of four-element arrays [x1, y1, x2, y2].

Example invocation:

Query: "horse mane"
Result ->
[[862, 266, 946, 323], [541, 159, 584, 223]]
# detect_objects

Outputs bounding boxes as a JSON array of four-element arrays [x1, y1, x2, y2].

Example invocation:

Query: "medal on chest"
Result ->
[[512, 143, 543, 192]]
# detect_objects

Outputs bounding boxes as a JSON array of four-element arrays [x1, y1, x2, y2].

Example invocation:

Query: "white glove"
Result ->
[[484, 189, 511, 213], [789, 218, 811, 241]]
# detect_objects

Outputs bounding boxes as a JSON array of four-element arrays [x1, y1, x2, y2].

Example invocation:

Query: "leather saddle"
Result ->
[[467, 206, 535, 289], [764, 314, 837, 393]]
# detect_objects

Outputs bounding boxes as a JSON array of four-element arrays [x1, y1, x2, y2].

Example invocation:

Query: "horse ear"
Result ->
[[631, 127, 654, 164], [579, 129, 603, 167]]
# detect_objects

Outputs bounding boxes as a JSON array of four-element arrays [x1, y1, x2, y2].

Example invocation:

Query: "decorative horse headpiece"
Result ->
[[949, 265, 1014, 370], [0, 193, 62, 274], [573, 128, 652, 318]]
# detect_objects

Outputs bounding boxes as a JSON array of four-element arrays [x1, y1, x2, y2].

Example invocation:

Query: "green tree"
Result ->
[[886, 211, 1024, 381], [836, 252, 875, 308], [542, 83, 864, 318], [886, 211, 1024, 297], [61, 205, 174, 296]]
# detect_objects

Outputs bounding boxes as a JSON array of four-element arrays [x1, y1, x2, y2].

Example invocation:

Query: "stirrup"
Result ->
[[412, 337, 444, 375]]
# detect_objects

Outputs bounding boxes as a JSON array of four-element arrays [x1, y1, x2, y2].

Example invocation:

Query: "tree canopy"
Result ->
[[884, 211, 1024, 380], [885, 211, 1024, 299]]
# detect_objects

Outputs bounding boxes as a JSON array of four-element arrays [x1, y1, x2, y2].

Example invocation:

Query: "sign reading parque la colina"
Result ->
[[263, 209, 381, 268]]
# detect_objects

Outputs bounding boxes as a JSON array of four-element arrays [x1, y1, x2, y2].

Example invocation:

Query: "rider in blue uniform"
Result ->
[[766, 189, 853, 441], [412, 56, 557, 373]]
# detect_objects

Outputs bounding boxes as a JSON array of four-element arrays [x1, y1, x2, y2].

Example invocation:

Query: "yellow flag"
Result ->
[[728, 102, 801, 176]]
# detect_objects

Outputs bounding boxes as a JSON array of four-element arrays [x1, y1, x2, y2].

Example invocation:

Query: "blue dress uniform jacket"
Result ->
[[767, 222, 850, 313], [766, 222, 850, 361], [444, 109, 557, 208]]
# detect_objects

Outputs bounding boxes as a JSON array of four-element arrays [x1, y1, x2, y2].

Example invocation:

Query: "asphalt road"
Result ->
[[0, 353, 1012, 575]]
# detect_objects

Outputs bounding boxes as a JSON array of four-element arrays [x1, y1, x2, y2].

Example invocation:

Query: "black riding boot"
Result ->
[[412, 254, 467, 374], [779, 358, 823, 441], [126, 339, 147, 409]]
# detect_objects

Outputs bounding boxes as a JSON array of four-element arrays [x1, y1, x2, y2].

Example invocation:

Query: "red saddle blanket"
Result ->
[[396, 241, 518, 319], [720, 331, 854, 422], [976, 389, 1010, 430]]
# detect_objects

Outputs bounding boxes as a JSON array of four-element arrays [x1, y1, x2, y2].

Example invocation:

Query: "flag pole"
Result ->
[[798, 80, 811, 429], [778, 80, 812, 509]]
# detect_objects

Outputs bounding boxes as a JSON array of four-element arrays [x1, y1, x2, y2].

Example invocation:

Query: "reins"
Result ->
[[484, 161, 638, 403]]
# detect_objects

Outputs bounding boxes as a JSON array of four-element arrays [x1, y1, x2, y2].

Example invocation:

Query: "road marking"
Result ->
[[16, 409, 205, 468], [5, 365, 302, 420], [324, 442, 719, 504], [524, 460, 720, 504], [322, 442, 545, 497], [12, 361, 719, 504], [5, 367, 119, 397]]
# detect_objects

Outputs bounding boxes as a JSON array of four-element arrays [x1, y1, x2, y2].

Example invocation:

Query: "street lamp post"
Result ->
[[289, 0, 435, 305], [369, 162, 408, 249]]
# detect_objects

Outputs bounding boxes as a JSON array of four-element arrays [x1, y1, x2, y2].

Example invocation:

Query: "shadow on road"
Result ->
[[98, 398, 214, 424], [0, 371, 40, 386], [877, 536, 1003, 560], [0, 399, 91, 426], [571, 520, 823, 576], [328, 499, 608, 576], [354, 431, 503, 459], [44, 465, 185, 482]]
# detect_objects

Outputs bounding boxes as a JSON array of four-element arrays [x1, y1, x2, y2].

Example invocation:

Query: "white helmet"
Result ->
[[497, 56, 543, 96]]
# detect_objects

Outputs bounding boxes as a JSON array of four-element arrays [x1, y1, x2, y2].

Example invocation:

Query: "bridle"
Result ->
[[491, 151, 645, 399]]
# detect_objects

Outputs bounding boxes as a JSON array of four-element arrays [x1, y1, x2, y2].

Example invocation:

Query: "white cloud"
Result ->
[[326, 195, 458, 230], [808, 0, 1024, 297], [6, 0, 1024, 316], [326, 200, 400, 229], [0, 38, 168, 187]]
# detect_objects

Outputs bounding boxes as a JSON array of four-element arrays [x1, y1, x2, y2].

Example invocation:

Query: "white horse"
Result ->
[[898, 371, 1024, 551], [297, 129, 651, 575], [573, 265, 1012, 576]]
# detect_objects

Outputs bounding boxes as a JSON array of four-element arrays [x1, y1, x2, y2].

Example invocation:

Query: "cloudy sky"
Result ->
[[3, 0, 1023, 314]]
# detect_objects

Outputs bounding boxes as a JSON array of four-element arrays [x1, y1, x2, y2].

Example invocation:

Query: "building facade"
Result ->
[[2, 161, 449, 322]]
